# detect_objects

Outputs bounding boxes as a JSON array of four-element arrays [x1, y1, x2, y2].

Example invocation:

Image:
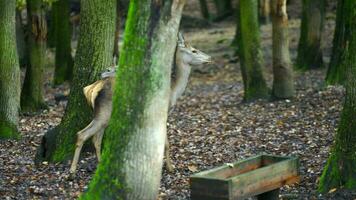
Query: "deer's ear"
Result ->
[[178, 32, 185, 47]]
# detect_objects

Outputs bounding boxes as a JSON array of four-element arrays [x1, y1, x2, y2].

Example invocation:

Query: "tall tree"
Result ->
[[325, 0, 349, 85], [199, 0, 210, 20], [318, 0, 356, 193], [237, 0, 269, 101], [213, 0, 233, 21], [80, 0, 185, 199], [53, 0, 74, 85], [113, 0, 120, 64], [15, 9, 27, 69], [259, 0, 271, 24], [36, 0, 116, 162], [20, 0, 47, 111], [296, 0, 325, 70], [0, 0, 21, 139], [271, 0, 295, 99]]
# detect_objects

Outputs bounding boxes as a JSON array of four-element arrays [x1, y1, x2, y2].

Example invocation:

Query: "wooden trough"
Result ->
[[190, 154, 300, 200]]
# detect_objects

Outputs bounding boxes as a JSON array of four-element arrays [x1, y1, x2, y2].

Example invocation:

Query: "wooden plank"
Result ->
[[190, 177, 230, 200], [230, 157, 299, 198], [191, 155, 263, 179]]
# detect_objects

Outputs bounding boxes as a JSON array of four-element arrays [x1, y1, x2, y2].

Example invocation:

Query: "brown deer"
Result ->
[[69, 33, 211, 175]]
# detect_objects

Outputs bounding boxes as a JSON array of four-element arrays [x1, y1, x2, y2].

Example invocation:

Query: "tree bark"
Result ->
[[0, 0, 21, 139], [199, 0, 210, 20], [213, 0, 233, 21], [36, 0, 116, 163], [20, 0, 47, 112], [113, 0, 120, 64], [80, 0, 185, 199], [271, 0, 295, 99], [296, 0, 325, 70], [318, 0, 356, 193], [53, 0, 74, 85], [259, 0, 271, 24], [237, 0, 269, 101], [15, 9, 27, 69], [325, 0, 348, 85]]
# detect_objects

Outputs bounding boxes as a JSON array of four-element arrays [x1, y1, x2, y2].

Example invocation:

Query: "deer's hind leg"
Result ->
[[70, 119, 105, 174], [92, 129, 104, 162]]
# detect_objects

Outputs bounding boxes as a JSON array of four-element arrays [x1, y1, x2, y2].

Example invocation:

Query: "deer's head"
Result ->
[[100, 66, 118, 79], [177, 32, 212, 66]]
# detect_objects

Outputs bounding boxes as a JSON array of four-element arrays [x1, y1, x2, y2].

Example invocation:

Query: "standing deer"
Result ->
[[69, 33, 211, 175]]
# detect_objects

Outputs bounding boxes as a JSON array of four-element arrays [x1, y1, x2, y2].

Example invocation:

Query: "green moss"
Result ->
[[0, 121, 20, 140]]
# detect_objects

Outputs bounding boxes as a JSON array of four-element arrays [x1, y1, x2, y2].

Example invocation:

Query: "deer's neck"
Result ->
[[170, 53, 191, 107]]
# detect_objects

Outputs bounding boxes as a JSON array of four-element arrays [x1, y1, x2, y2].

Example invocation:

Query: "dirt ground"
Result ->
[[1, 1, 355, 200]]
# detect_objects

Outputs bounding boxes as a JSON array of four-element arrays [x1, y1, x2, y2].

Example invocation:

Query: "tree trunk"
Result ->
[[16, 10, 27, 68], [199, 0, 210, 20], [237, 0, 269, 101], [113, 0, 120, 64], [271, 0, 295, 99], [35, 0, 116, 163], [53, 0, 74, 85], [325, 0, 348, 85], [318, 0, 356, 193], [81, 0, 185, 199], [0, 0, 21, 139], [259, 0, 271, 24], [296, 0, 325, 70], [213, 0, 233, 21], [20, 0, 47, 112]]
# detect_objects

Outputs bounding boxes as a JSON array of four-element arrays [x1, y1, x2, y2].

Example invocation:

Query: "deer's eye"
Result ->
[[192, 50, 197, 53]]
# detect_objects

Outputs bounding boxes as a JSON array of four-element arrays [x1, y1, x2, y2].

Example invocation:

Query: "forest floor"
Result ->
[[1, 1, 356, 200]]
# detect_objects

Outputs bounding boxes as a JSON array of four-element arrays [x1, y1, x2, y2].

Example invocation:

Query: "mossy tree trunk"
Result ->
[[0, 0, 21, 139], [20, 0, 47, 112], [318, 0, 356, 193], [80, 0, 185, 199], [325, 0, 349, 85], [271, 0, 295, 99], [296, 0, 325, 70], [213, 0, 233, 21], [199, 0, 210, 20], [53, 0, 74, 85], [237, 0, 269, 101], [259, 0, 271, 24], [36, 0, 116, 163]]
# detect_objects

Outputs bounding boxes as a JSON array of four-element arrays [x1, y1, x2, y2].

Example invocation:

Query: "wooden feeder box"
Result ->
[[190, 154, 300, 200]]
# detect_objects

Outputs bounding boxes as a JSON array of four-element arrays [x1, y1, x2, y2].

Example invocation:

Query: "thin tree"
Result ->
[[15, 9, 27, 68], [237, 0, 269, 101], [20, 0, 47, 111], [80, 0, 185, 199], [53, 0, 74, 85], [259, 0, 271, 24], [36, 0, 116, 162], [0, 0, 21, 139], [318, 0, 356, 193], [113, 0, 120, 64], [199, 0, 211, 20], [213, 0, 233, 21], [296, 0, 325, 70], [271, 0, 295, 99], [325, 0, 349, 85]]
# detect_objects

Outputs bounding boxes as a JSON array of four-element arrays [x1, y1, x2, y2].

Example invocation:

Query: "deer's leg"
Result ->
[[70, 119, 105, 174], [92, 129, 104, 162], [165, 136, 174, 172]]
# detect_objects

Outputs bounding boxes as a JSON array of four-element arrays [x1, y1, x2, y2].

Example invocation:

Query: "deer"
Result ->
[[69, 33, 212, 175]]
